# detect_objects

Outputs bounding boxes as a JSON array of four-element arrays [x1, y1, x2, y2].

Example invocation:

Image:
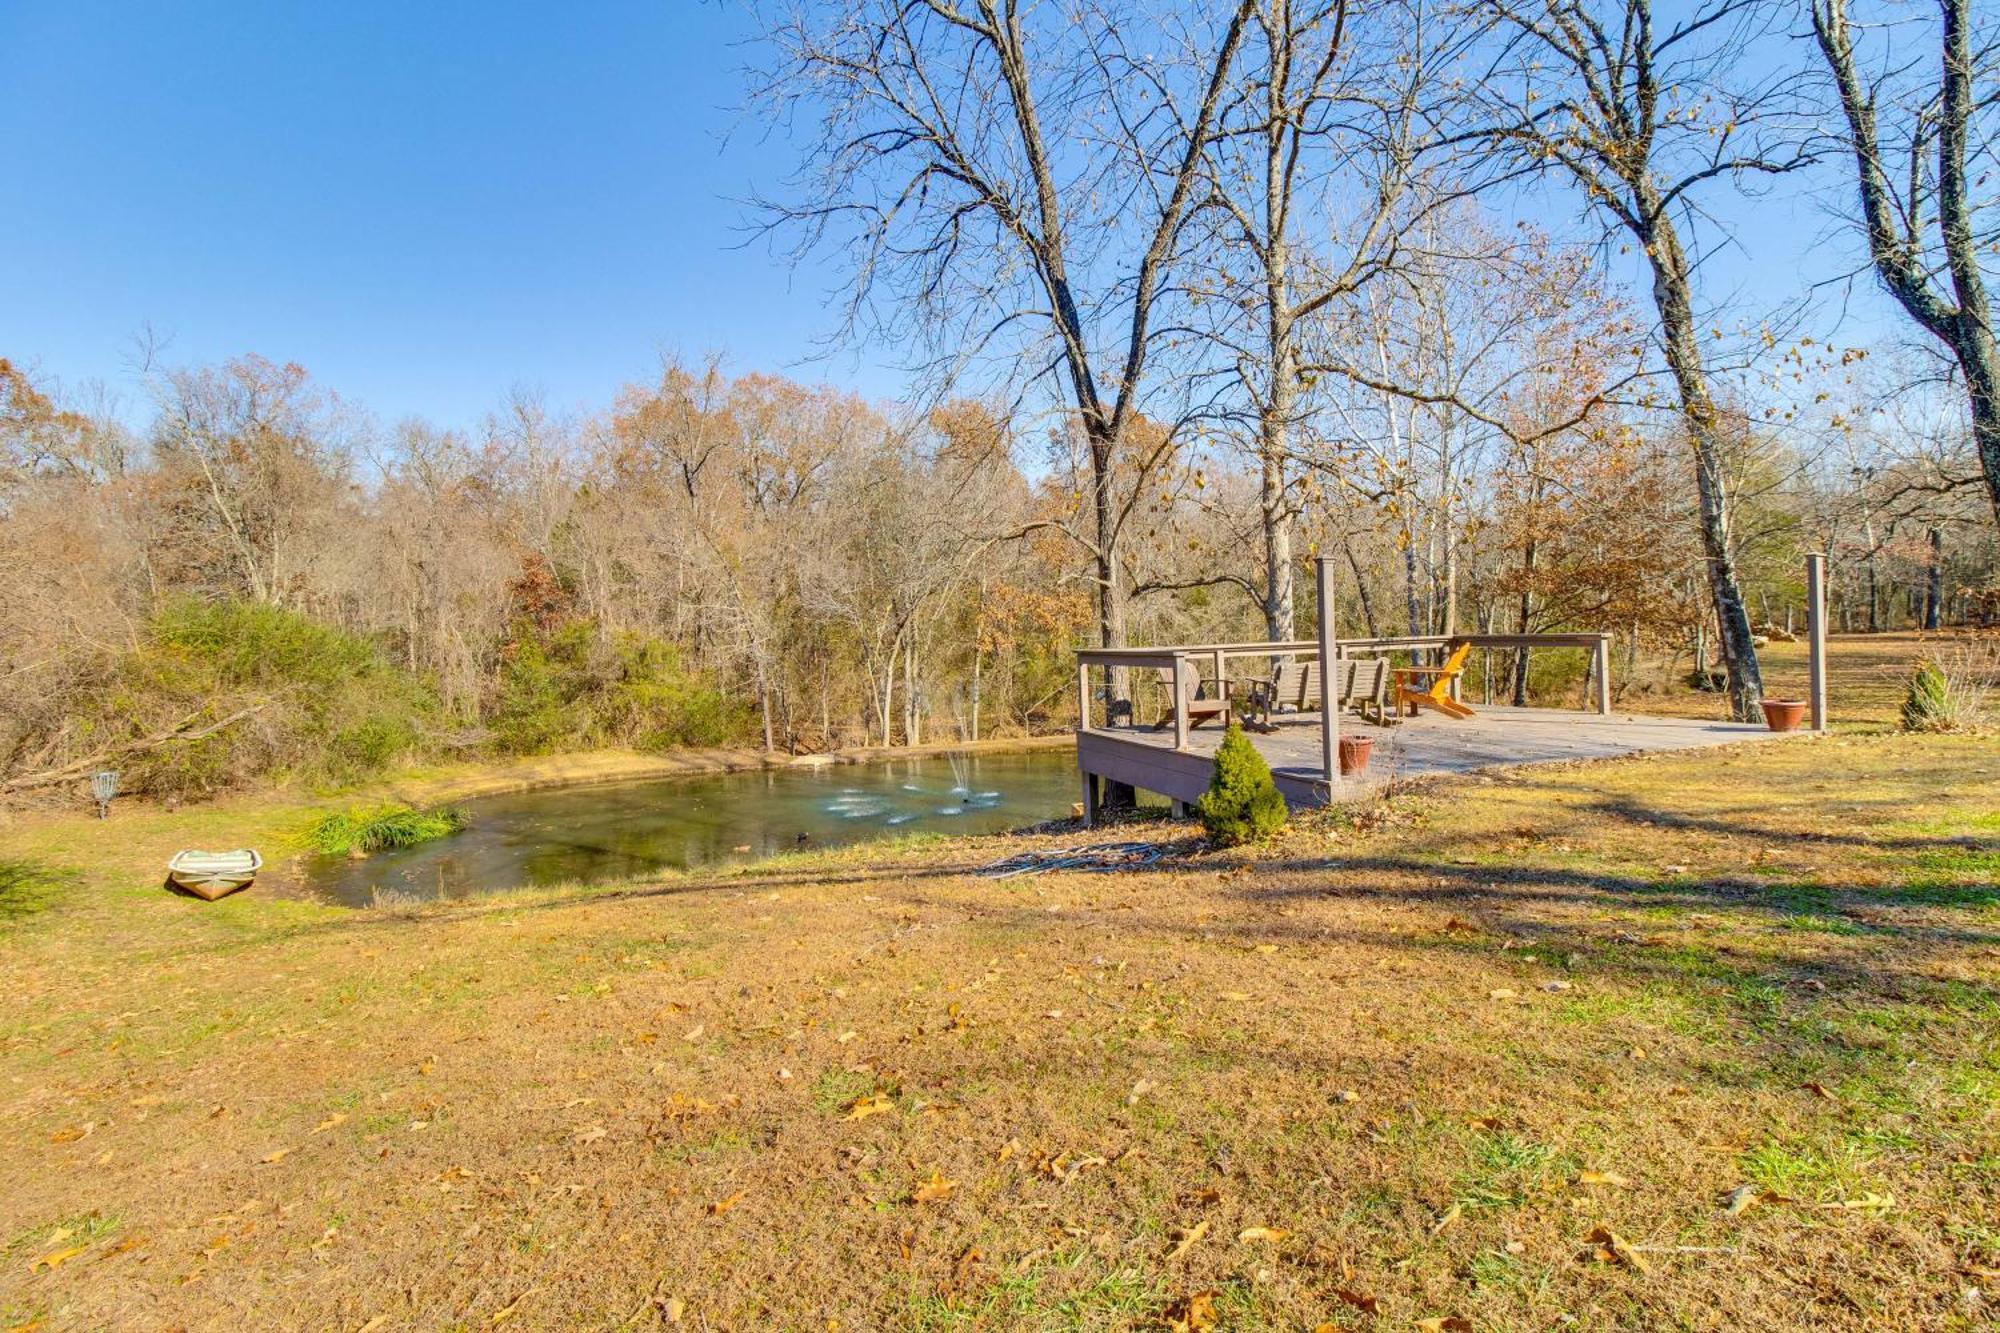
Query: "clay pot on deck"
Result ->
[[1338, 735, 1375, 776], [1760, 699, 1808, 732]]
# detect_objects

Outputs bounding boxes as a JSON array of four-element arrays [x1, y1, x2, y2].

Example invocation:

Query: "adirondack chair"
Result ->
[[1243, 657, 1392, 729], [1152, 665, 1230, 731], [1393, 642, 1476, 718]]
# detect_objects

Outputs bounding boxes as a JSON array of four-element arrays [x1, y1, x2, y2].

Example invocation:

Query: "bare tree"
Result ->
[[750, 0, 1255, 683], [1812, 0, 2000, 530], [1463, 0, 1813, 719]]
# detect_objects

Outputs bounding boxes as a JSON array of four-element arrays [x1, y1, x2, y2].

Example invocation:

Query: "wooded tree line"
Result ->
[[753, 0, 1999, 721], [3, 0, 1998, 795]]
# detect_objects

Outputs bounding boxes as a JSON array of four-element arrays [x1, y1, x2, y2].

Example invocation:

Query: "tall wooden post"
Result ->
[[1316, 556, 1338, 792], [1171, 653, 1191, 753], [1594, 633, 1612, 714], [1806, 553, 1828, 732]]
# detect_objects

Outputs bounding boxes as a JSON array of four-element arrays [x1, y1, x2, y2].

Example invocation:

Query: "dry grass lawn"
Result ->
[[1, 635, 1995, 1331]]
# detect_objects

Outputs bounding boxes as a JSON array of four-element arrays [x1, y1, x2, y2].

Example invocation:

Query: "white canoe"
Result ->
[[167, 848, 262, 901]]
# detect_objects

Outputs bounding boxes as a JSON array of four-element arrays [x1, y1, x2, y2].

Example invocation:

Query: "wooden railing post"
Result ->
[[1316, 556, 1338, 790], [1806, 553, 1828, 731], [1595, 634, 1612, 714], [1171, 653, 1190, 753], [1076, 659, 1090, 732]]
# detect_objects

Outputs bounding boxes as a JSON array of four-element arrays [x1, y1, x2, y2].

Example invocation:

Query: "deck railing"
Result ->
[[1074, 631, 1614, 776]]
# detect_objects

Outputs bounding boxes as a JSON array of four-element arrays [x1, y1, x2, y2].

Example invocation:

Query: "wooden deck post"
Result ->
[[1316, 556, 1338, 790], [1594, 633, 1612, 714], [1076, 659, 1090, 732], [1171, 653, 1190, 753], [1806, 552, 1828, 731]]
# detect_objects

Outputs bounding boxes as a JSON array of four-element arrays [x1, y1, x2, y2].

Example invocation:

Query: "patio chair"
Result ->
[[1393, 642, 1476, 719], [1152, 665, 1230, 731]]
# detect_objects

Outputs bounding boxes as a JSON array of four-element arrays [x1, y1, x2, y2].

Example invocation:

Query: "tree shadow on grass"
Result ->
[[0, 857, 75, 922]]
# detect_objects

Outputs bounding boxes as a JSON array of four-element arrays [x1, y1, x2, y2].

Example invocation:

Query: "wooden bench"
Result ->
[[1152, 665, 1230, 731], [1242, 658, 1391, 730]]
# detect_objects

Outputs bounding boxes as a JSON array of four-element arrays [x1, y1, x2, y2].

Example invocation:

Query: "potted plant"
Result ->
[[1338, 734, 1375, 775], [1760, 698, 1808, 732]]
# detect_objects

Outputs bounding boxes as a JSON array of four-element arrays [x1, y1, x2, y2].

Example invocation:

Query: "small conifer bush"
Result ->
[[1196, 722, 1287, 847], [1900, 659, 1954, 732]]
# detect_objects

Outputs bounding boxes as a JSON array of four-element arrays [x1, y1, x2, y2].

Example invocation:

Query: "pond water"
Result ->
[[296, 747, 1086, 906]]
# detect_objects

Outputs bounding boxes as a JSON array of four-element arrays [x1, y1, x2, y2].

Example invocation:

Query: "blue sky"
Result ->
[[0, 0, 905, 427], [0, 2, 1899, 433]]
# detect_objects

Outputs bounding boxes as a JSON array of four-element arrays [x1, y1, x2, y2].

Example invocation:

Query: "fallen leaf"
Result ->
[[1333, 1089, 1361, 1104], [30, 1244, 88, 1272], [1414, 1319, 1473, 1333], [662, 1295, 686, 1322], [1585, 1225, 1652, 1275], [487, 1287, 537, 1325], [912, 1172, 957, 1203], [1254, 944, 1277, 954], [260, 1147, 293, 1165], [1237, 1226, 1290, 1244], [843, 1094, 895, 1122], [311, 1113, 348, 1134], [1827, 1192, 1894, 1211], [1127, 1079, 1155, 1105], [1336, 1287, 1381, 1313], [1722, 1184, 1760, 1216], [1575, 1169, 1632, 1188], [1801, 1081, 1837, 1101], [573, 1126, 607, 1145], [1488, 988, 1517, 1001], [1166, 1219, 1210, 1260], [48, 1125, 92, 1144], [996, 1138, 1020, 1163], [1162, 1289, 1218, 1332], [1060, 1154, 1109, 1182], [682, 1025, 705, 1042], [1541, 980, 1572, 992], [706, 1191, 747, 1216], [835, 1030, 858, 1044], [1220, 992, 1252, 1003], [1430, 1203, 1462, 1236]]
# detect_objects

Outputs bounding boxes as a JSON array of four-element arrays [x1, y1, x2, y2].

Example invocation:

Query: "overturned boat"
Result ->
[[166, 849, 262, 901]]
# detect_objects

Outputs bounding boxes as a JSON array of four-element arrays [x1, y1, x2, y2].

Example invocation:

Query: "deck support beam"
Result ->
[[1806, 552, 1828, 731], [1316, 556, 1339, 793]]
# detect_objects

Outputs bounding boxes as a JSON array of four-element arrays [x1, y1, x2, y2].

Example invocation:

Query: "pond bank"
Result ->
[[347, 733, 1077, 809]]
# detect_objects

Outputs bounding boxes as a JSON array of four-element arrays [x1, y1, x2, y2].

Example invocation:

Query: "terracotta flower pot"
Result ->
[[1761, 699, 1807, 732], [1338, 735, 1375, 775]]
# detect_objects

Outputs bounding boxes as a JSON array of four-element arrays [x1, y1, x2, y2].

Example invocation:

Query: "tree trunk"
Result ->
[[1344, 542, 1379, 638], [1088, 419, 1136, 808], [1643, 210, 1764, 719], [1925, 526, 1943, 630]]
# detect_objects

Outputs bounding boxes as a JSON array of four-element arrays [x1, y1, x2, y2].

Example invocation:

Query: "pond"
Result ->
[[296, 747, 1088, 906]]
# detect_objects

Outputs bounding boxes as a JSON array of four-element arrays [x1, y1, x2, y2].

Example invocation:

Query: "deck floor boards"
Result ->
[[1080, 705, 1785, 808]]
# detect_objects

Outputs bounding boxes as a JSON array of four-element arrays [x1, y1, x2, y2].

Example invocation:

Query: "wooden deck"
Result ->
[[1077, 706, 1786, 815]]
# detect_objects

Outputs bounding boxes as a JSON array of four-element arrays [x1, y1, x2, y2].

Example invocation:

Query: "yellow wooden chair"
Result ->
[[1393, 643, 1476, 719]]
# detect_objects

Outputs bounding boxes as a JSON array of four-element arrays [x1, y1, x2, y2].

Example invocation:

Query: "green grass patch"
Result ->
[[304, 804, 466, 856]]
